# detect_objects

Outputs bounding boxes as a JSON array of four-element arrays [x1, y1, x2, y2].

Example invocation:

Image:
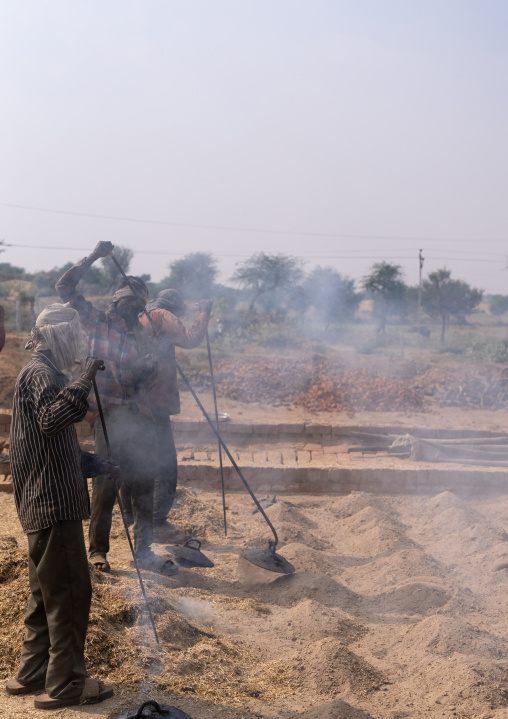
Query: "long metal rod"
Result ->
[[109, 252, 279, 548], [174, 360, 279, 548], [92, 377, 159, 644], [206, 328, 227, 537]]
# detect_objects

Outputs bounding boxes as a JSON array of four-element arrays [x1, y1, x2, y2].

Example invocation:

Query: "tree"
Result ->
[[0, 262, 25, 280], [421, 268, 483, 343], [32, 262, 74, 296], [305, 267, 360, 326], [158, 252, 218, 300], [489, 295, 508, 317], [363, 262, 407, 332], [231, 253, 304, 317]]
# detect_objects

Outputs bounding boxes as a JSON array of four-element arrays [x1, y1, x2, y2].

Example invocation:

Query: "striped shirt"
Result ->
[[10, 351, 101, 533]]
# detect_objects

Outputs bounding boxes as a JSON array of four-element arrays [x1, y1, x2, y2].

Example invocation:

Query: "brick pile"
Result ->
[[212, 357, 425, 414]]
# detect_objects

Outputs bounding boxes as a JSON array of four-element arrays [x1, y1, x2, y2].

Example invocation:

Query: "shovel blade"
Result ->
[[165, 544, 214, 568], [241, 548, 295, 574]]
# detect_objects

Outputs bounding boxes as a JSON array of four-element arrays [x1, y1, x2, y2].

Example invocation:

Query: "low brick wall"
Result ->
[[176, 463, 508, 498], [1, 411, 506, 442]]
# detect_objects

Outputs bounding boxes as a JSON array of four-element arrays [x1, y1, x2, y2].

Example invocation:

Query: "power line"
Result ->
[[1, 242, 506, 265], [1, 201, 507, 244], [2, 242, 505, 264]]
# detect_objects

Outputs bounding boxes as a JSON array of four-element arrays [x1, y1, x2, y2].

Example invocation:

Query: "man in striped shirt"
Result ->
[[7, 304, 117, 710]]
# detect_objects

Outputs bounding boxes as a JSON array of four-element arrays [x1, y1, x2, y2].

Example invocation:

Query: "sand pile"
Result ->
[[260, 573, 357, 610], [3, 484, 508, 718], [297, 698, 375, 719], [331, 505, 409, 557], [277, 600, 366, 644], [280, 637, 385, 697], [277, 543, 341, 576], [168, 487, 235, 545]]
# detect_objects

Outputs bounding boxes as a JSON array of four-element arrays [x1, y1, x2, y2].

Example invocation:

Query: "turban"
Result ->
[[147, 289, 186, 316], [112, 286, 136, 302], [26, 303, 86, 371]]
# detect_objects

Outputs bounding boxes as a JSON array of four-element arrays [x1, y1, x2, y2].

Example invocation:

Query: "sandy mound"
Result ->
[[170, 487, 235, 545], [296, 698, 375, 718], [341, 548, 445, 592], [335, 505, 409, 557], [244, 524, 327, 551], [280, 600, 366, 644], [404, 615, 503, 659], [282, 637, 385, 698], [409, 491, 499, 556], [266, 502, 318, 529], [362, 581, 450, 617], [276, 543, 341, 576], [260, 573, 358, 610], [329, 491, 394, 520]]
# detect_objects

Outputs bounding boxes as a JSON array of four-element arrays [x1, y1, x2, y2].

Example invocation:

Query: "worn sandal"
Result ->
[[6, 678, 45, 695], [34, 678, 113, 709], [90, 554, 111, 573]]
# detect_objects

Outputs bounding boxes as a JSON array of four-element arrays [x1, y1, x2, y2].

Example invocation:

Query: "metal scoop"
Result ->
[[241, 540, 295, 574], [165, 539, 214, 568]]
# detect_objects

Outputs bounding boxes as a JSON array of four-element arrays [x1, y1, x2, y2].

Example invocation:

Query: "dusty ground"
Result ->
[[4, 333, 508, 717], [3, 481, 508, 719]]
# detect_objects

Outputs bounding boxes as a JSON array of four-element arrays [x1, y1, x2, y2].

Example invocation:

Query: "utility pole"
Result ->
[[417, 249, 424, 337]]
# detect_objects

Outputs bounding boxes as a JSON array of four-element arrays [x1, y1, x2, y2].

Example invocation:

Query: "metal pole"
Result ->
[[417, 249, 424, 338], [92, 377, 159, 644], [205, 328, 227, 536]]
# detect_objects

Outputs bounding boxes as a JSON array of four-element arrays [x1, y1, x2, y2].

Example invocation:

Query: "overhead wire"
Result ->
[[2, 243, 505, 264], [1, 201, 507, 245]]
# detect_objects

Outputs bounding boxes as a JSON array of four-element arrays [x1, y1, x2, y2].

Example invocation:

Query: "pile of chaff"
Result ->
[[0, 530, 294, 708]]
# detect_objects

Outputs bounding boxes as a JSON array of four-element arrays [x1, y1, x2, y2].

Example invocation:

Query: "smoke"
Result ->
[[170, 596, 214, 627]]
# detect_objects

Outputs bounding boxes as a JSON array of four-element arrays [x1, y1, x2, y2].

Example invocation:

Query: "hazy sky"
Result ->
[[1, 1, 508, 293]]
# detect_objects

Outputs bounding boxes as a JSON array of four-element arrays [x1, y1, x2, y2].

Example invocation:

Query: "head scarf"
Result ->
[[26, 303, 85, 371], [106, 276, 148, 318], [147, 289, 186, 316]]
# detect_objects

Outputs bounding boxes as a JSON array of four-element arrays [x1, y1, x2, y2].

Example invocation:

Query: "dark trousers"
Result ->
[[89, 404, 158, 559], [16, 520, 91, 699], [152, 410, 178, 522]]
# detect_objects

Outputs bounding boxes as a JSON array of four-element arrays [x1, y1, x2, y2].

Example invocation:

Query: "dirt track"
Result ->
[[2, 482, 508, 718]]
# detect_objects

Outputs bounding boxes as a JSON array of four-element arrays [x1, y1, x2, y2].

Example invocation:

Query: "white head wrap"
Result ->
[[27, 303, 86, 370]]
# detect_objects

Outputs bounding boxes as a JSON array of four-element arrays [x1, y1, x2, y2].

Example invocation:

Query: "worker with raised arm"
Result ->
[[140, 289, 212, 528], [7, 304, 118, 710], [56, 242, 177, 576]]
